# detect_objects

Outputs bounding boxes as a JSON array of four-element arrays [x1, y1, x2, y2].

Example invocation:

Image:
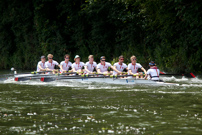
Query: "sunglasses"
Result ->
[[65, 58, 69, 59], [49, 58, 53, 59], [132, 59, 136, 61], [120, 59, 124, 60], [101, 60, 106, 61]]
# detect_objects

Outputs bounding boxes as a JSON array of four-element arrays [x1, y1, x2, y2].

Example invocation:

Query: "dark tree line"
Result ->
[[0, 0, 202, 73]]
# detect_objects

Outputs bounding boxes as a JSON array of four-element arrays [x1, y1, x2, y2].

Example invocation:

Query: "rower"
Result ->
[[128, 55, 146, 78], [45, 54, 60, 73], [72, 55, 85, 74], [60, 54, 72, 73], [36, 56, 46, 72], [144, 61, 160, 81], [97, 56, 121, 75], [113, 55, 128, 75], [84, 55, 97, 74]]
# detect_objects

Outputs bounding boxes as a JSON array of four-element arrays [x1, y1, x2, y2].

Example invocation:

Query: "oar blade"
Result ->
[[159, 72, 196, 78], [14, 77, 31, 81], [41, 77, 56, 82], [184, 73, 196, 78]]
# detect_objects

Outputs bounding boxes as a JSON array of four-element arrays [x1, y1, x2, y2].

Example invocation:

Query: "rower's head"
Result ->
[[119, 55, 124, 63], [130, 55, 136, 64], [41, 56, 46, 62], [47, 54, 53, 62], [100, 56, 106, 64], [88, 55, 94, 63], [74, 55, 80, 63], [149, 61, 156, 67], [64, 54, 70, 62]]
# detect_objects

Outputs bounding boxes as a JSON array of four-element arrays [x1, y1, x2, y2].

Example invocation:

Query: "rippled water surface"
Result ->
[[0, 72, 202, 134]]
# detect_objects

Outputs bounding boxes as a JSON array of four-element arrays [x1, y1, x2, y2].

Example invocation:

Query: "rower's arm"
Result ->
[[46, 67, 52, 71], [94, 67, 98, 72], [97, 68, 102, 74], [128, 69, 133, 75], [72, 68, 77, 72], [84, 66, 91, 73], [38, 65, 46, 71], [111, 66, 121, 74], [60, 65, 64, 72], [144, 74, 148, 80], [141, 67, 147, 74]]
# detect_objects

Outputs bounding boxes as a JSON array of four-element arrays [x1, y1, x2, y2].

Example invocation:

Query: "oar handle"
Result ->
[[31, 71, 53, 74], [57, 71, 84, 75]]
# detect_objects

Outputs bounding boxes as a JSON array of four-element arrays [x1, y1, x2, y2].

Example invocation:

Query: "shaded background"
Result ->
[[0, 0, 201, 73]]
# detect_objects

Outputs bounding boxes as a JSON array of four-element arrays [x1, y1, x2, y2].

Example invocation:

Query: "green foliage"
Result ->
[[0, 0, 202, 73]]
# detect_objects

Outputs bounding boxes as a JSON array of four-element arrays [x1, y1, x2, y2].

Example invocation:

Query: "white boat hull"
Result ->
[[58, 77, 175, 85], [13, 74, 177, 85]]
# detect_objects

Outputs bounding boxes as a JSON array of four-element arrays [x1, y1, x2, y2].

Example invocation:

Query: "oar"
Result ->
[[13, 70, 53, 75], [54, 73, 145, 78], [160, 72, 196, 78], [40, 76, 112, 82], [14, 74, 56, 81], [40, 74, 146, 82], [14, 70, 77, 81], [30, 70, 58, 74], [0, 74, 15, 77], [79, 74, 145, 77], [57, 71, 83, 75]]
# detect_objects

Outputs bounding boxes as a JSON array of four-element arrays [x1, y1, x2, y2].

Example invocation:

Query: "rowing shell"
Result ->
[[13, 74, 177, 85], [40, 77, 177, 85]]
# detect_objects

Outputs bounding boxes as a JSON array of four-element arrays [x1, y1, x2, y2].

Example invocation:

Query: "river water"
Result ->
[[0, 71, 202, 134]]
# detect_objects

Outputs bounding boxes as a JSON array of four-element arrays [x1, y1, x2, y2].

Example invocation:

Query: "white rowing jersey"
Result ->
[[113, 62, 127, 75], [60, 61, 72, 72], [37, 61, 46, 71], [128, 63, 142, 75], [147, 67, 160, 80], [45, 60, 59, 70], [97, 62, 111, 73], [72, 62, 85, 71], [85, 61, 97, 72]]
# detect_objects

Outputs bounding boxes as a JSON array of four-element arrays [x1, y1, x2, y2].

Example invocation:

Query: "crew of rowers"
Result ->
[[37, 54, 160, 80]]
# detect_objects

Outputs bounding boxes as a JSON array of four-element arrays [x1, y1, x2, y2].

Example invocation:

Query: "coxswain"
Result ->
[[72, 55, 85, 74], [84, 55, 97, 74], [45, 54, 60, 73], [144, 61, 160, 81], [60, 54, 72, 73], [113, 55, 128, 75], [97, 56, 121, 75], [36, 56, 46, 72], [128, 55, 146, 78]]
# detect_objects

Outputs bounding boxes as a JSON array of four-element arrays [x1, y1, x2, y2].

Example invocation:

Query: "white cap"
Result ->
[[74, 55, 80, 60], [74, 55, 80, 59]]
